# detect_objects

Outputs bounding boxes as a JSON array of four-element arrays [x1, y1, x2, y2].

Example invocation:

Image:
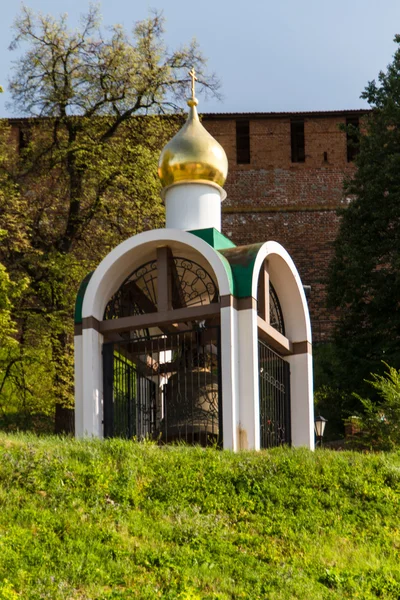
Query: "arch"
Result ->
[[251, 241, 311, 343], [268, 283, 285, 334], [82, 229, 233, 322], [104, 255, 219, 321], [250, 241, 314, 449]]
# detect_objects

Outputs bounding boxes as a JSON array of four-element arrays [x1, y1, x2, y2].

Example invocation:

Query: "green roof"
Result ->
[[74, 271, 94, 325], [219, 243, 264, 298], [189, 228, 236, 250], [190, 229, 263, 298], [190, 228, 236, 295]]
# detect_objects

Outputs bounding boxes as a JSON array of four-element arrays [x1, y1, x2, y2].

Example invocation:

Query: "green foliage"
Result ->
[[0, 262, 18, 349], [1, 436, 400, 598], [327, 35, 400, 407], [354, 363, 400, 450], [313, 344, 353, 439], [0, 6, 218, 423]]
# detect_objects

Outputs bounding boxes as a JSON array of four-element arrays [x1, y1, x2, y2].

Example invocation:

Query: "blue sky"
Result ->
[[1, 0, 400, 116]]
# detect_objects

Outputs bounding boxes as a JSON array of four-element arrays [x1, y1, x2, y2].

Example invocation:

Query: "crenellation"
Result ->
[[202, 110, 366, 342]]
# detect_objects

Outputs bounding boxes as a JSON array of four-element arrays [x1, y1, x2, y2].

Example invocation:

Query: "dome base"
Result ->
[[164, 181, 226, 231]]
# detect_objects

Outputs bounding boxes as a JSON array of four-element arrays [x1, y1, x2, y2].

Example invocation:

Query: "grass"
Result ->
[[0, 435, 400, 598]]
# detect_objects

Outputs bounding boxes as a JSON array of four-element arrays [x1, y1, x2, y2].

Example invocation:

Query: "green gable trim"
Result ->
[[189, 230, 264, 298], [219, 243, 264, 298], [189, 228, 236, 295], [189, 228, 236, 250], [74, 271, 94, 325]]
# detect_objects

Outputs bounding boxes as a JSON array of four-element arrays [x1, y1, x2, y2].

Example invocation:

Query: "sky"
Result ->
[[1, 0, 400, 117]]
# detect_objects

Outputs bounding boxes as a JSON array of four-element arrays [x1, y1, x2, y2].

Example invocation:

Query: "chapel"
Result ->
[[74, 70, 314, 450]]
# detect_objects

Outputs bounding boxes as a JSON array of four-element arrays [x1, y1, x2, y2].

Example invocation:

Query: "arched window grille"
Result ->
[[104, 256, 219, 321], [257, 265, 285, 335], [269, 283, 285, 335]]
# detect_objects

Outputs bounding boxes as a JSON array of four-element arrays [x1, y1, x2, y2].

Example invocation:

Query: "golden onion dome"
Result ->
[[158, 81, 228, 188]]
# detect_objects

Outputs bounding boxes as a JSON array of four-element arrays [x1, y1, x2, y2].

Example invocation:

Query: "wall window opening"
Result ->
[[236, 120, 250, 164], [18, 128, 30, 153], [346, 117, 359, 162], [291, 119, 305, 163]]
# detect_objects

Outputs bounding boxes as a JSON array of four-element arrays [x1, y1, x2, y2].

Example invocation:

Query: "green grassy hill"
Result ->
[[0, 435, 400, 599]]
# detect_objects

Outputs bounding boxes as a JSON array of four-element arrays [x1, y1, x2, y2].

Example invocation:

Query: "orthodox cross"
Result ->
[[188, 67, 198, 99]]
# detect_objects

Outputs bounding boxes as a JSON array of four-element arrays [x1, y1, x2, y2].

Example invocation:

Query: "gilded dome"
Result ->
[[158, 96, 228, 188]]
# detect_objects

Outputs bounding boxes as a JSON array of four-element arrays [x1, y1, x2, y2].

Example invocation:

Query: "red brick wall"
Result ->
[[203, 113, 363, 342], [8, 113, 363, 342]]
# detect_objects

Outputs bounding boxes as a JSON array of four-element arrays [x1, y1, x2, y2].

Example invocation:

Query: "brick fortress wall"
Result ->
[[7, 111, 366, 343], [203, 111, 366, 342]]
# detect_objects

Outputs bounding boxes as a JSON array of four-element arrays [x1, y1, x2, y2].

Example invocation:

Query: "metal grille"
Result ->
[[256, 276, 285, 335], [269, 283, 285, 335], [258, 340, 291, 448], [103, 327, 222, 446], [103, 257, 218, 321]]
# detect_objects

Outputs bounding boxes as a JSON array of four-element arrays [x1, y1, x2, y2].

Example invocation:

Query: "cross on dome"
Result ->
[[188, 67, 198, 100], [157, 64, 228, 188]]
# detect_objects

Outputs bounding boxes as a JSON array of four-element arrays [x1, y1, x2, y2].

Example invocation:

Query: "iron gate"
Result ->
[[103, 327, 222, 446], [258, 339, 291, 448]]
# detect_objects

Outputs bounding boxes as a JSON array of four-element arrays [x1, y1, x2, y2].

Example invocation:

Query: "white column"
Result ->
[[164, 182, 224, 231], [80, 327, 104, 438], [287, 353, 314, 449], [237, 307, 260, 450], [74, 334, 84, 437], [220, 305, 239, 451]]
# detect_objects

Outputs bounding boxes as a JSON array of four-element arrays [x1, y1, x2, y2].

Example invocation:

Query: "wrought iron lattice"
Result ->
[[103, 327, 222, 446], [104, 260, 157, 319], [173, 258, 218, 307], [269, 283, 285, 335], [103, 257, 218, 323], [258, 339, 291, 448]]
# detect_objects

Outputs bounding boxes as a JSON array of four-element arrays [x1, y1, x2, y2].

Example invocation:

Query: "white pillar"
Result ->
[[80, 328, 104, 438], [287, 353, 314, 449], [74, 334, 84, 437], [237, 307, 260, 450], [164, 182, 225, 231], [220, 305, 239, 451]]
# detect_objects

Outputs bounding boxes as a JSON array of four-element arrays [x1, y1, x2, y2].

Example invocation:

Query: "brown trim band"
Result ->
[[208, 295, 257, 311], [74, 323, 82, 336], [98, 303, 221, 335], [292, 341, 312, 355], [257, 316, 292, 356], [82, 316, 101, 332], [237, 297, 257, 311], [220, 294, 237, 309]]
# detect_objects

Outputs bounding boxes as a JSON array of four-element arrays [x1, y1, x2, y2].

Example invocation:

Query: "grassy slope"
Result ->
[[0, 436, 400, 599]]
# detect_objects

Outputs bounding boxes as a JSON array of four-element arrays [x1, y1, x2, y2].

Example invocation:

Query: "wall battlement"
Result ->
[[203, 110, 367, 342]]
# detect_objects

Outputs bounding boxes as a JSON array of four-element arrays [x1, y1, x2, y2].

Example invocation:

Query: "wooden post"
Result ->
[[258, 259, 270, 323], [156, 246, 172, 312]]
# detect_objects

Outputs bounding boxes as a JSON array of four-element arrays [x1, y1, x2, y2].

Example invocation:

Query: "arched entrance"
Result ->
[[102, 252, 222, 445], [252, 243, 314, 449], [257, 274, 291, 448], [74, 229, 237, 445]]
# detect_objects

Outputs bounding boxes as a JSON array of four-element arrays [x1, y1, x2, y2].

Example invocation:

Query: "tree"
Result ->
[[327, 35, 400, 413], [1, 5, 219, 427], [0, 112, 32, 421], [353, 363, 400, 450]]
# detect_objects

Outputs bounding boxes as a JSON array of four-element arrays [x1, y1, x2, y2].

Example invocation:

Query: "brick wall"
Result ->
[[8, 111, 365, 342], [203, 111, 366, 342]]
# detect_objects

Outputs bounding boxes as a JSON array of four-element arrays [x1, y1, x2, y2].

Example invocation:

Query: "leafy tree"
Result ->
[[0, 118, 31, 420], [353, 363, 400, 450], [327, 35, 400, 414], [1, 5, 219, 426]]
